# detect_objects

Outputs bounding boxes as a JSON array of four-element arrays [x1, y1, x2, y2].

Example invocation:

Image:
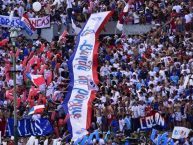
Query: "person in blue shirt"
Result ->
[[145, 9, 153, 24], [110, 116, 119, 136], [124, 114, 131, 137], [170, 72, 179, 85]]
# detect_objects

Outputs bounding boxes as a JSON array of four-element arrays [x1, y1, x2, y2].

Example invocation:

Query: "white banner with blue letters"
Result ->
[[0, 15, 50, 28], [63, 11, 113, 141]]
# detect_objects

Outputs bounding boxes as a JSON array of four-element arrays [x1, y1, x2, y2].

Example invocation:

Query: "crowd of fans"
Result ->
[[0, 0, 193, 144], [0, 0, 192, 26]]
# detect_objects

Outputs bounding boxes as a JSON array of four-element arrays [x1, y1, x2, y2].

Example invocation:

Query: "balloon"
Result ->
[[32, 2, 42, 12]]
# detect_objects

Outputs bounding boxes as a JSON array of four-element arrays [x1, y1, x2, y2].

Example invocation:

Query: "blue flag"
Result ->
[[80, 136, 88, 145], [5, 117, 53, 137], [17, 118, 31, 136], [150, 129, 157, 141], [5, 118, 14, 137]]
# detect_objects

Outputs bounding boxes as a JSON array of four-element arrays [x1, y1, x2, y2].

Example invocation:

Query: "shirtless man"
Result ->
[[167, 101, 174, 130], [174, 100, 182, 126]]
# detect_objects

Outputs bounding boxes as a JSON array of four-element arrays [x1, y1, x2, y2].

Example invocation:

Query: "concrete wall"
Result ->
[[25, 22, 153, 41]]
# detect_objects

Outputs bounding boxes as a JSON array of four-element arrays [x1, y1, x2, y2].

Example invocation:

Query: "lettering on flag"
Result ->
[[172, 126, 191, 139], [140, 112, 165, 129], [5, 118, 53, 137], [0, 15, 50, 28], [63, 11, 113, 142]]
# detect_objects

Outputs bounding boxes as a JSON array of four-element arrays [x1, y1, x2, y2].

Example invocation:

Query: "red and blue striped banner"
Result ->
[[63, 11, 113, 141]]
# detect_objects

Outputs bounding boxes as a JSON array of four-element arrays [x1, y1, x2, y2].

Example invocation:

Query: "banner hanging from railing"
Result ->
[[0, 15, 50, 28], [63, 11, 113, 141]]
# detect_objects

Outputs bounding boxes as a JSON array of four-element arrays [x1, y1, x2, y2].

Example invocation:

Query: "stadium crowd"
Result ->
[[0, 0, 193, 144]]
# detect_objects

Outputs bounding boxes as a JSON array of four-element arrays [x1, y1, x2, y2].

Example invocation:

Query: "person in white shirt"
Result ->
[[138, 101, 145, 117], [133, 11, 140, 24], [16, 63, 23, 72], [18, 3, 24, 17], [131, 103, 140, 118], [149, 70, 156, 77], [16, 72, 23, 86], [172, 5, 182, 13], [119, 116, 125, 132], [184, 12, 192, 25], [7, 79, 14, 87], [99, 134, 105, 145]]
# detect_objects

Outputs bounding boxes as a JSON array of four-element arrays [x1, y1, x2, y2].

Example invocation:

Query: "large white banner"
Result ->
[[0, 15, 50, 28], [63, 11, 113, 141], [172, 126, 190, 139]]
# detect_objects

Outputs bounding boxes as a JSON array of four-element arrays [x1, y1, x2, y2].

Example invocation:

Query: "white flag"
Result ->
[[34, 139, 38, 145], [116, 21, 123, 31], [9, 10, 14, 22], [44, 139, 48, 145], [172, 127, 190, 139], [26, 136, 36, 145], [71, 19, 81, 35], [123, 3, 129, 13]]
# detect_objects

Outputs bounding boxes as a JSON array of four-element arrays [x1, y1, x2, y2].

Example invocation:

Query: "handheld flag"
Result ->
[[0, 38, 9, 47], [58, 30, 68, 44], [28, 105, 45, 115], [21, 13, 35, 36], [71, 19, 81, 35], [172, 127, 190, 139], [116, 2, 129, 32], [26, 73, 46, 87]]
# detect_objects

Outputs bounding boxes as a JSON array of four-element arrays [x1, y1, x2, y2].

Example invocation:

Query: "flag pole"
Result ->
[[10, 27, 20, 145]]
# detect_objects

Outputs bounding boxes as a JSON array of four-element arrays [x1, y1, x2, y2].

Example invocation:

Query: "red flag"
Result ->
[[27, 73, 46, 87], [5, 73, 10, 82], [56, 63, 61, 69], [39, 43, 45, 53], [22, 57, 28, 67], [27, 56, 41, 69], [39, 65, 47, 75], [58, 30, 68, 44], [15, 49, 21, 57], [0, 39, 9, 47], [21, 90, 27, 102], [5, 63, 11, 81], [28, 56, 36, 66], [29, 86, 40, 98], [41, 57, 45, 65], [47, 51, 52, 60], [4, 63, 10, 74], [17, 97, 21, 108], [116, 3, 129, 31], [28, 51, 34, 60], [6, 89, 14, 101]]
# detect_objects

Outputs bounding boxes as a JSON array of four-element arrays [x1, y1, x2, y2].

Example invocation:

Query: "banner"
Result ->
[[0, 15, 50, 28], [172, 126, 190, 139], [140, 112, 165, 129], [62, 11, 113, 141], [5, 118, 53, 137], [21, 14, 35, 36]]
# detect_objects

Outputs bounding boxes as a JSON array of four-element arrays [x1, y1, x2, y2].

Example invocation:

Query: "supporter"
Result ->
[[0, 0, 192, 144]]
